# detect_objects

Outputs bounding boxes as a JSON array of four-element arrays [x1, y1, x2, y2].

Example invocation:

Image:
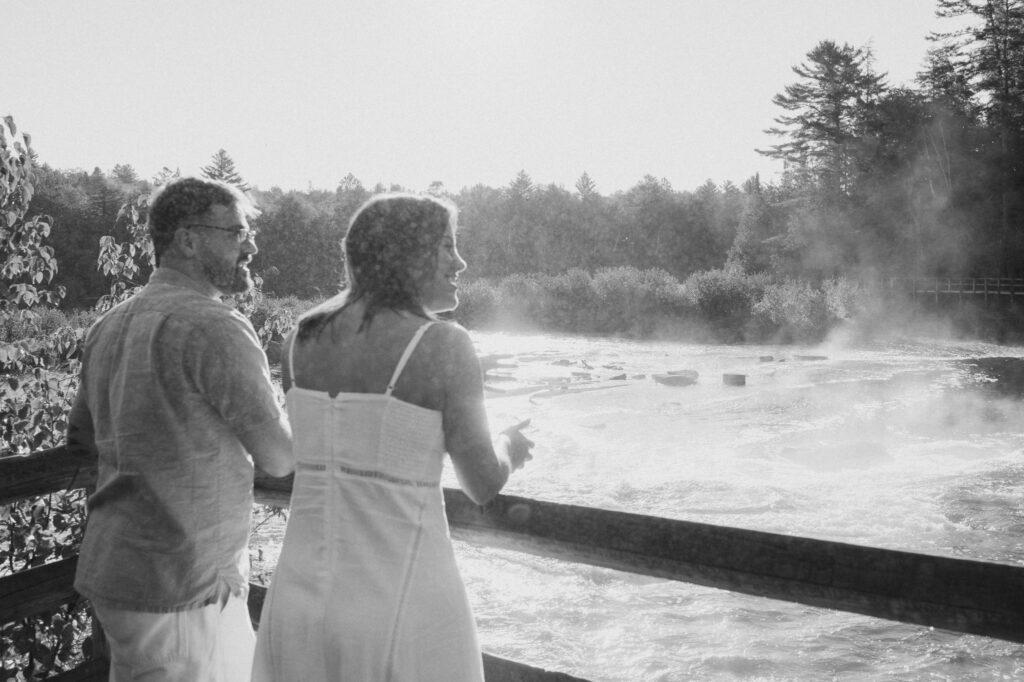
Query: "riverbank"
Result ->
[[7, 274, 1024, 372]]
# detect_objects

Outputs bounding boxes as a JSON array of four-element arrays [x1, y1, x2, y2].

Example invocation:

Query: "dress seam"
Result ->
[[384, 495, 429, 682]]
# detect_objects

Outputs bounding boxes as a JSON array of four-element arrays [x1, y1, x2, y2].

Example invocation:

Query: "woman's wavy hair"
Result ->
[[298, 193, 456, 339]]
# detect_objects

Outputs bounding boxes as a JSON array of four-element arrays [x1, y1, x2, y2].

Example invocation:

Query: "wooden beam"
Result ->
[[0, 556, 80, 623], [8, 451, 1024, 647], [245, 583, 590, 681], [482, 654, 592, 682], [46, 656, 588, 682], [2, 570, 590, 682], [256, 481, 1024, 643], [441, 490, 1024, 644], [0, 446, 96, 506]]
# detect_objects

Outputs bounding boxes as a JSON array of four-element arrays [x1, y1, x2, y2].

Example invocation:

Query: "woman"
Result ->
[[252, 193, 533, 681]]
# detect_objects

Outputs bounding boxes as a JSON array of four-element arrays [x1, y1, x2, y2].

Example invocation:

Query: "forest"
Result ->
[[13, 0, 1024, 314]]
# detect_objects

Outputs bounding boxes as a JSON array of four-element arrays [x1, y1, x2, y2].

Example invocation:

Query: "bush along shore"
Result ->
[[11, 267, 1024, 361], [453, 267, 875, 344], [451, 268, 1024, 345]]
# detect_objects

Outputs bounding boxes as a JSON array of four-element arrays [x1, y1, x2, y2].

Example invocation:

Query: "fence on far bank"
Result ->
[[884, 278, 1024, 304]]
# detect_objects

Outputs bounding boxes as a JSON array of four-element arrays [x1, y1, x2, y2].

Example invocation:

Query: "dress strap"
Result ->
[[385, 322, 436, 396], [287, 332, 298, 387]]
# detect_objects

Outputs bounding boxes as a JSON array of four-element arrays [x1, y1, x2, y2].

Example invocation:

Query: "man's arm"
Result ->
[[238, 412, 293, 479], [191, 313, 295, 478], [66, 382, 98, 460]]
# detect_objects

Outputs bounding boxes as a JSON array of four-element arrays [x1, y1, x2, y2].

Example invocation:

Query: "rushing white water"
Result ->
[[447, 332, 1024, 681]]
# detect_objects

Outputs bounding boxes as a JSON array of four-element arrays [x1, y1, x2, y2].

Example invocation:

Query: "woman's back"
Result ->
[[287, 313, 449, 483], [253, 312, 485, 681], [288, 308, 452, 409]]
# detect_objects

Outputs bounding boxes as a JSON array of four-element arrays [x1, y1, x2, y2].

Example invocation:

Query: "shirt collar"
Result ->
[[150, 267, 223, 300]]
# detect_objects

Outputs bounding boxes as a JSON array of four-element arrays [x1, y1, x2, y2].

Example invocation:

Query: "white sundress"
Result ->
[[252, 322, 484, 682]]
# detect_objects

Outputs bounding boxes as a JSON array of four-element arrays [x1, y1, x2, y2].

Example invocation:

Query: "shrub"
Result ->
[[822, 276, 871, 321], [539, 268, 596, 332], [0, 309, 97, 344], [495, 273, 549, 330], [452, 279, 499, 329], [751, 278, 830, 343], [683, 268, 767, 342], [249, 296, 320, 364], [590, 267, 688, 335]]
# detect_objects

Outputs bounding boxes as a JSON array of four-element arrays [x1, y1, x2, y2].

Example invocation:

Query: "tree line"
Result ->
[[17, 0, 1024, 311]]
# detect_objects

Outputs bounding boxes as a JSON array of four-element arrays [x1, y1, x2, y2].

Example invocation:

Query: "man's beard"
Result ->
[[200, 254, 253, 294]]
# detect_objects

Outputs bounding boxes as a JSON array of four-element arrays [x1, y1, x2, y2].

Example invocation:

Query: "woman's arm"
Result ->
[[440, 324, 531, 505]]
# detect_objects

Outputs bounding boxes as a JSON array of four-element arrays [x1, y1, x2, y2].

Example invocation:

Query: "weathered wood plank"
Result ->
[[9, 449, 1024, 649], [441, 491, 1024, 644], [482, 654, 592, 682], [47, 657, 586, 682], [245, 583, 590, 681], [0, 556, 80, 623], [0, 445, 96, 506], [3, 569, 588, 682]]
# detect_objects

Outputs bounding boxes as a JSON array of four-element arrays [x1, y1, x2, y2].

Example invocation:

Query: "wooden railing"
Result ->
[[5, 446, 1024, 680], [885, 277, 1024, 301]]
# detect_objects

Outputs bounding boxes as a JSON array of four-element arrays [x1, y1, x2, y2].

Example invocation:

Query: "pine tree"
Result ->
[[111, 163, 138, 184], [930, 0, 1024, 275], [575, 171, 597, 198], [507, 170, 534, 199], [760, 41, 887, 198], [201, 149, 250, 191]]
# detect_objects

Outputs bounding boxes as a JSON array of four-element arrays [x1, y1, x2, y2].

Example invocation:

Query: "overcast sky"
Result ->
[[6, 0, 956, 195]]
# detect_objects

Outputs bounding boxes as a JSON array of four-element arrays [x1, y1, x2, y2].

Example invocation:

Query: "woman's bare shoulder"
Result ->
[[424, 320, 476, 357]]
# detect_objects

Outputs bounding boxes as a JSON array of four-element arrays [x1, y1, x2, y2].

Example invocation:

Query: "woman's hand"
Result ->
[[499, 418, 534, 472]]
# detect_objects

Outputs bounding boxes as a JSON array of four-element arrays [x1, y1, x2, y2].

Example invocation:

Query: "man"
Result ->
[[67, 177, 293, 681]]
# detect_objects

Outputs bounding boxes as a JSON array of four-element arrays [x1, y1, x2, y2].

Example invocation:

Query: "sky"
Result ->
[[6, 0, 958, 196]]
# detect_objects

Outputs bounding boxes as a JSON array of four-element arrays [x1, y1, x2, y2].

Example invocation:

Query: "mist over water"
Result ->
[[453, 332, 1024, 681]]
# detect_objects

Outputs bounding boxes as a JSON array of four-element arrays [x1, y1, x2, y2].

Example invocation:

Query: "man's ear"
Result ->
[[172, 227, 199, 257]]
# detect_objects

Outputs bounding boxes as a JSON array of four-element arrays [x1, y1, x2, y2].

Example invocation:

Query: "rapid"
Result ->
[[448, 331, 1024, 681]]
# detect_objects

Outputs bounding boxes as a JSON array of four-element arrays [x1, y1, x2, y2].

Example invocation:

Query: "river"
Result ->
[[255, 330, 1024, 681]]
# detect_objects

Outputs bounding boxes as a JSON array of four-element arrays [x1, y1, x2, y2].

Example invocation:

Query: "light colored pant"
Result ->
[[93, 595, 255, 682]]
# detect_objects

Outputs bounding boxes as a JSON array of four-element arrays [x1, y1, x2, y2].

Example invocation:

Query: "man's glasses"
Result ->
[[187, 224, 255, 243]]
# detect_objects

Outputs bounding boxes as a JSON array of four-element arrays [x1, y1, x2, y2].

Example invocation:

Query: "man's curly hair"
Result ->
[[147, 177, 257, 265]]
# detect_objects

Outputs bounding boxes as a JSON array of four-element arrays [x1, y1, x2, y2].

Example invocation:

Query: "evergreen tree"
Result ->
[[575, 171, 597, 199], [111, 163, 138, 184], [761, 41, 887, 199], [201, 149, 250, 191], [930, 0, 1024, 274], [507, 170, 535, 199], [334, 173, 370, 229]]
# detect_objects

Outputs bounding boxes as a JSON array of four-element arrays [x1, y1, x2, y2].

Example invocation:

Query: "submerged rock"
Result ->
[[723, 373, 746, 386], [653, 370, 698, 386]]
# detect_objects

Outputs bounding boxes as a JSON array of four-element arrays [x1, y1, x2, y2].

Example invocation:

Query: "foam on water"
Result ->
[[454, 332, 1024, 680]]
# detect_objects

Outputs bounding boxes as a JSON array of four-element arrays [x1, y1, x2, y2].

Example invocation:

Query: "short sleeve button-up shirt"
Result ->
[[71, 268, 287, 612]]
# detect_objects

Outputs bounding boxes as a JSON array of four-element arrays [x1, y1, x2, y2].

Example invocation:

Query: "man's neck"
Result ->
[[156, 260, 222, 300]]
